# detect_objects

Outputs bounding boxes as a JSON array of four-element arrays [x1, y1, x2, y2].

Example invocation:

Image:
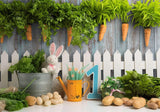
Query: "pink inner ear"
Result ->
[[56, 46, 63, 57], [50, 43, 56, 55]]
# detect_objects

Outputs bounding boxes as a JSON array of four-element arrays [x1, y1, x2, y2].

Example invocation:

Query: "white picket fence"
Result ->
[[0, 49, 159, 90]]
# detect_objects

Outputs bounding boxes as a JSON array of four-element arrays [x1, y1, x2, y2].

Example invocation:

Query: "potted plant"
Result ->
[[132, 0, 160, 47], [8, 50, 53, 97], [30, 0, 60, 45], [113, 0, 132, 41], [0, 1, 14, 43], [81, 0, 116, 41]]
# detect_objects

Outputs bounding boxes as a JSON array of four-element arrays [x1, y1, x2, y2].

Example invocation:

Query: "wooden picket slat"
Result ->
[[23, 50, 30, 56], [156, 49, 160, 77], [124, 49, 134, 72], [83, 50, 92, 98], [114, 50, 123, 77], [73, 51, 82, 71], [134, 49, 145, 74], [9, 51, 19, 87], [0, 51, 9, 88], [103, 50, 113, 79], [62, 50, 70, 81], [145, 49, 156, 76], [94, 50, 102, 90]]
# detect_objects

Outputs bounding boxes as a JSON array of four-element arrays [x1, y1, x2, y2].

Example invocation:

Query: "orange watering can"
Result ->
[[57, 76, 90, 102]]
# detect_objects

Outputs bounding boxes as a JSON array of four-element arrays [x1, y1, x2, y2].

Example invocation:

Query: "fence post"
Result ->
[[124, 49, 134, 72], [0, 51, 9, 88]]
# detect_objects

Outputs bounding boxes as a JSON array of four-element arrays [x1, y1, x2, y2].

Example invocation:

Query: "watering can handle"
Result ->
[[82, 81, 90, 96]]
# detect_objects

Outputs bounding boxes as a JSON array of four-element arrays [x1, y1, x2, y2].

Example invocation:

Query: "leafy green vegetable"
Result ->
[[0, 98, 27, 111], [0, 1, 14, 38], [100, 77, 124, 98], [112, 0, 132, 23], [9, 50, 45, 73], [131, 0, 160, 28], [118, 71, 160, 99], [30, 0, 60, 45], [81, 0, 116, 25], [0, 91, 29, 101]]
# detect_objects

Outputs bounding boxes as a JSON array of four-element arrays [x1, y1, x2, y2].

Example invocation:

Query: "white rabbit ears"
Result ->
[[49, 43, 64, 57]]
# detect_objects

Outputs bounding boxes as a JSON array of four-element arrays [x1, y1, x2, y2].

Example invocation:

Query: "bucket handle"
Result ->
[[82, 81, 90, 96]]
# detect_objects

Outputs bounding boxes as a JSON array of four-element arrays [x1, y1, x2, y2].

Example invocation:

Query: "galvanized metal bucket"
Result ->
[[17, 73, 53, 97]]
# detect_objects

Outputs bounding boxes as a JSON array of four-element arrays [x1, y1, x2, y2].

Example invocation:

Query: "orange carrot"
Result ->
[[99, 24, 107, 41], [67, 27, 72, 46], [0, 35, 4, 44], [26, 25, 32, 41], [122, 23, 129, 41], [144, 28, 151, 47]]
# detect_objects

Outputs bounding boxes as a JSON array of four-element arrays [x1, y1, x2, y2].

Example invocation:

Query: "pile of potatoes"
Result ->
[[25, 91, 63, 106], [102, 96, 160, 110]]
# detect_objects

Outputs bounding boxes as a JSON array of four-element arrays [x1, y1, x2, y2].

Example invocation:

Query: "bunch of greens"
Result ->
[[118, 71, 160, 99], [0, 1, 14, 38], [112, 0, 132, 23], [59, 3, 97, 47], [132, 0, 160, 28], [30, 0, 60, 45], [8, 0, 27, 39], [81, 0, 116, 25], [71, 8, 97, 47], [100, 77, 124, 98], [0, 98, 27, 111], [9, 50, 45, 73], [25, 0, 35, 25]]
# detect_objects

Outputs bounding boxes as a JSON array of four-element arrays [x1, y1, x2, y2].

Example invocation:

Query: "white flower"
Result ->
[[105, 78, 108, 82], [100, 85, 104, 89], [107, 85, 110, 88]]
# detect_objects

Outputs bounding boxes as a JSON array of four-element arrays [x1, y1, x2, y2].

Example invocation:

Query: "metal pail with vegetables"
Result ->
[[17, 73, 53, 97]]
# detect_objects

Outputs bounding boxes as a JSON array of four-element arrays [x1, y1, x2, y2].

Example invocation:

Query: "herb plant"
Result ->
[[132, 0, 160, 28], [9, 50, 45, 73], [118, 71, 160, 99]]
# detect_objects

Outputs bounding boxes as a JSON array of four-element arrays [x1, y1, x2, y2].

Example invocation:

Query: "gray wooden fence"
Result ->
[[0, 0, 159, 59]]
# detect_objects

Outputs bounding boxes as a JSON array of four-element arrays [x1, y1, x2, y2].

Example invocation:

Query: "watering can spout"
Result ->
[[56, 76, 68, 97]]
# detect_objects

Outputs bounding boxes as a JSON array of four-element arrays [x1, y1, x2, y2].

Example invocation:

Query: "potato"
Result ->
[[44, 100, 51, 106], [53, 91, 59, 96], [132, 97, 139, 100], [25, 96, 37, 106], [47, 93, 53, 99], [113, 98, 123, 106], [53, 95, 61, 99], [102, 96, 114, 106], [121, 97, 129, 104], [156, 101, 160, 108], [133, 99, 146, 109], [0, 101, 6, 111], [37, 97, 43, 105], [51, 99, 60, 105], [150, 98, 160, 103], [125, 100, 133, 106], [41, 95, 49, 102], [147, 102, 158, 110]]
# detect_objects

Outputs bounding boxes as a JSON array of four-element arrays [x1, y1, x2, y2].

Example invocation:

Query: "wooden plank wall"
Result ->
[[0, 0, 160, 61]]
